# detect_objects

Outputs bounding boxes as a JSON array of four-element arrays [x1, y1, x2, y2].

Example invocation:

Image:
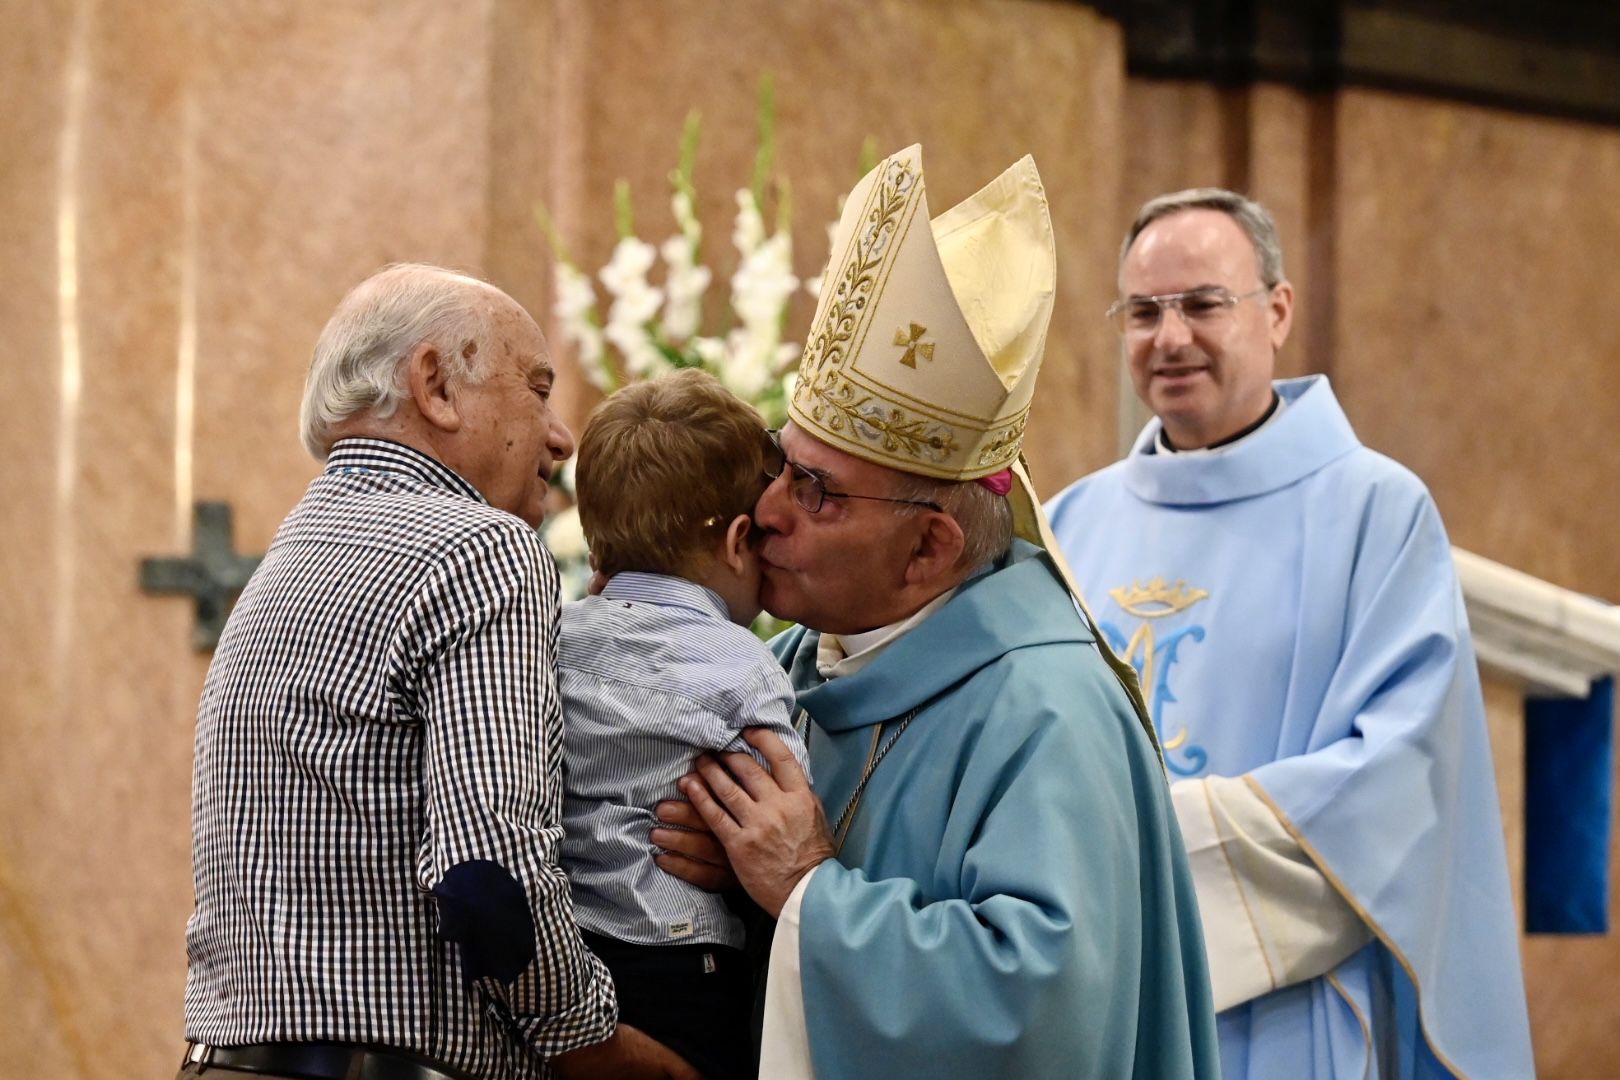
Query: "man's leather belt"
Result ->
[[183, 1041, 474, 1080]]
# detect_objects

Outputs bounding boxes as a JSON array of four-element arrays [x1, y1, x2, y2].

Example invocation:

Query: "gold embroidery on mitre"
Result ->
[[976, 413, 1029, 469], [894, 323, 934, 368], [800, 158, 918, 382], [795, 370, 960, 464], [1110, 577, 1210, 618]]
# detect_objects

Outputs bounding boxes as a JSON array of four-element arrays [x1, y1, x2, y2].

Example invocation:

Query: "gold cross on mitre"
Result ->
[[894, 322, 934, 368]]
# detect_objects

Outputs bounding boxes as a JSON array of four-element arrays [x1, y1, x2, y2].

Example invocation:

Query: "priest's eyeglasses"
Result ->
[[763, 430, 944, 515], [1106, 286, 1270, 336]]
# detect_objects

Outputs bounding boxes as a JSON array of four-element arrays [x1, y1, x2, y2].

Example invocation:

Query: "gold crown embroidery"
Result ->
[[1110, 577, 1210, 618]]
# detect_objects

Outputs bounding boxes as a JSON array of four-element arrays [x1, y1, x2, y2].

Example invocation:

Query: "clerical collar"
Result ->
[[1157, 391, 1284, 456], [816, 587, 961, 680]]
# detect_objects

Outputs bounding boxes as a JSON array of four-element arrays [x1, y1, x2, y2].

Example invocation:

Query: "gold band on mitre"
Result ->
[[791, 145, 1158, 758]]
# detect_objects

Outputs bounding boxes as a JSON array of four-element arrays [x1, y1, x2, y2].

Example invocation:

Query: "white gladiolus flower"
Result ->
[[732, 234, 799, 325], [732, 189, 766, 256], [719, 228, 799, 400], [541, 504, 589, 562], [599, 237, 666, 379], [693, 329, 772, 401], [553, 264, 610, 389], [660, 234, 711, 342], [718, 330, 772, 400], [690, 336, 729, 368], [600, 237, 658, 294], [605, 315, 666, 379], [574, 330, 609, 389], [554, 264, 597, 323], [672, 190, 702, 244], [610, 280, 664, 326], [714, 327, 798, 401]]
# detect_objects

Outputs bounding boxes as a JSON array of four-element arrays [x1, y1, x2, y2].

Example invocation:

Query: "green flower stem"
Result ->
[[533, 202, 575, 266], [751, 73, 776, 211], [614, 179, 635, 240]]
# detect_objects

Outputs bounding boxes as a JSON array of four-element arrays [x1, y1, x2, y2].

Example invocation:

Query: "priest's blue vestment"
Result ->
[[773, 541, 1220, 1079], [1046, 375, 1532, 1079]]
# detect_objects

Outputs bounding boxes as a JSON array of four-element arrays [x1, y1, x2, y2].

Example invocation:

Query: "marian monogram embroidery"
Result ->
[[1102, 577, 1211, 777]]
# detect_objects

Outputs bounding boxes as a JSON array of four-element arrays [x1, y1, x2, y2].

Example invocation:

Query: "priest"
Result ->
[[1046, 188, 1533, 1078], [664, 146, 1220, 1078]]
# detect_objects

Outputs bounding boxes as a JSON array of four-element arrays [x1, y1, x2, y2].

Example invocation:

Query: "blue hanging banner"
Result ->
[[1525, 676, 1615, 934]]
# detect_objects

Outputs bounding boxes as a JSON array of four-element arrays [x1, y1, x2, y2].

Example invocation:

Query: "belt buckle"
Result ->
[[183, 1042, 215, 1066]]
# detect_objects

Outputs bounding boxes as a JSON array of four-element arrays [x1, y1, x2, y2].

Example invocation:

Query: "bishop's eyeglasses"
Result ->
[[763, 429, 944, 515], [1106, 285, 1271, 336]]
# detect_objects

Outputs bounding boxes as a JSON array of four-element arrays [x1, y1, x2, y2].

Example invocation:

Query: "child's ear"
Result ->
[[721, 514, 753, 576]]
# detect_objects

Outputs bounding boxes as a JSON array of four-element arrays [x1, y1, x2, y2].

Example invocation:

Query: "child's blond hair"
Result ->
[[575, 369, 770, 579]]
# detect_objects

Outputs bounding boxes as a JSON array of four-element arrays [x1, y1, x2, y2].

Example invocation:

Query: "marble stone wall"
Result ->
[[1, 1, 504, 1072]]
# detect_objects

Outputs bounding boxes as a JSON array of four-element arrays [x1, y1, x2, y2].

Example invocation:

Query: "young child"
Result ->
[[557, 369, 809, 1080]]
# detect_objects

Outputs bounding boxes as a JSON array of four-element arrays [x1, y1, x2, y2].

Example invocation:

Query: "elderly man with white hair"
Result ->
[[179, 264, 698, 1080]]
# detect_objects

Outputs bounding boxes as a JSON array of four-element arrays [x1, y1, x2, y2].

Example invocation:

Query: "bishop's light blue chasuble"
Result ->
[[773, 543, 1221, 1079]]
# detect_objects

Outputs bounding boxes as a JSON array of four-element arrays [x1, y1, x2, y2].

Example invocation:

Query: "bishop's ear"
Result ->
[[904, 509, 966, 587], [407, 341, 462, 432]]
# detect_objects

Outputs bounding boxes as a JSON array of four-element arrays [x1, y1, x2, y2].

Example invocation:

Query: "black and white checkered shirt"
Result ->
[[183, 438, 616, 1079]]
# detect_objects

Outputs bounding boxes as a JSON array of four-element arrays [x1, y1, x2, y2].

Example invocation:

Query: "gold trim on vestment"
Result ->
[[1242, 775, 1471, 1080], [1325, 972, 1374, 1080], [1012, 460, 1158, 760], [1201, 777, 1279, 994]]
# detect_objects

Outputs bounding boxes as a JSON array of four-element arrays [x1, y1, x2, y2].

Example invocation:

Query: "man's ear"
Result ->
[[1267, 279, 1295, 352], [903, 511, 966, 587], [720, 514, 753, 576], [407, 342, 461, 433]]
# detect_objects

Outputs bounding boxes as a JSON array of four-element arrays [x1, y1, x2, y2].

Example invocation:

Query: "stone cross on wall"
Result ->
[[139, 501, 263, 651]]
